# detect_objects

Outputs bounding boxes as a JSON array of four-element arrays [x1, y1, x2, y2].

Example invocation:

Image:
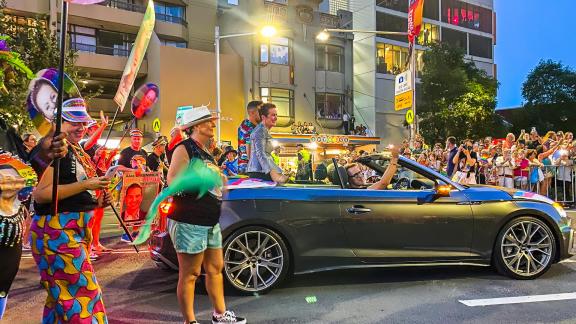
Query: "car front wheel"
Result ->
[[494, 216, 556, 280], [223, 226, 290, 294]]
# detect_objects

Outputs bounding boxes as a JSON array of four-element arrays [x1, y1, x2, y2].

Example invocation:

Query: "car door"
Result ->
[[340, 165, 475, 264]]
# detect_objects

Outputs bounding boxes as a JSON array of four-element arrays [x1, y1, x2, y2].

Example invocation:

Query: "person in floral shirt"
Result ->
[[237, 101, 262, 174]]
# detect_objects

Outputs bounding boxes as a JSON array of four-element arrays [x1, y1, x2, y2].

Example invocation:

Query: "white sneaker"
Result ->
[[212, 310, 246, 324]]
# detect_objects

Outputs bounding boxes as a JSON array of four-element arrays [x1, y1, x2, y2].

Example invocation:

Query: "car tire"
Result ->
[[223, 226, 290, 295], [494, 216, 556, 280]]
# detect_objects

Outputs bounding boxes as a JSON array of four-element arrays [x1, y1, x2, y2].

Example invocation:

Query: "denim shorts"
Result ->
[[167, 219, 222, 254]]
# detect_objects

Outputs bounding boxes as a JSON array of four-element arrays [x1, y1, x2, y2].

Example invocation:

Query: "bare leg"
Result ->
[[92, 207, 105, 251], [203, 248, 226, 314], [176, 252, 204, 323]]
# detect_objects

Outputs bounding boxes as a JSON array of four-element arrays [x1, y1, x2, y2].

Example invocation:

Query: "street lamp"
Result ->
[[215, 25, 277, 145]]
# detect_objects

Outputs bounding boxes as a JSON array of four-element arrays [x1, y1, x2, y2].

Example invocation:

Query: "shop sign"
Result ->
[[310, 135, 350, 146]]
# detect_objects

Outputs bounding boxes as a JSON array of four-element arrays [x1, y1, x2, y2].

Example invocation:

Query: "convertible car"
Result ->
[[149, 153, 575, 294]]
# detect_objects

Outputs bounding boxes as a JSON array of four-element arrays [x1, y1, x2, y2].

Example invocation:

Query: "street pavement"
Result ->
[[4, 211, 576, 324]]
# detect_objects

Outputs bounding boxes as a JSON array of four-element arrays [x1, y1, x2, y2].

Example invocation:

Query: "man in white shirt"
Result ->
[[495, 149, 515, 188], [553, 150, 573, 201]]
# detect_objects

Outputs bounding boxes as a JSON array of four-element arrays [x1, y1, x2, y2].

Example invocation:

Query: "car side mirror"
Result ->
[[435, 184, 451, 197]]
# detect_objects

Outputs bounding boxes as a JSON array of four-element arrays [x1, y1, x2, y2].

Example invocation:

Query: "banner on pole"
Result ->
[[119, 171, 161, 225], [114, 0, 155, 110], [408, 0, 425, 42], [394, 71, 413, 111]]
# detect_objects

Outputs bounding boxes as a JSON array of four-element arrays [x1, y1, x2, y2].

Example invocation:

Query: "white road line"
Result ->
[[560, 259, 576, 263], [459, 292, 576, 307]]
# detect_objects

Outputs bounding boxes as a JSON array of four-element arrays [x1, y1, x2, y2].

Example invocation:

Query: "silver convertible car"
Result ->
[[150, 154, 575, 294]]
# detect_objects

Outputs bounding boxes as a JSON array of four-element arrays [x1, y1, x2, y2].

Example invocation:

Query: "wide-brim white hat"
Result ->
[[179, 106, 218, 130]]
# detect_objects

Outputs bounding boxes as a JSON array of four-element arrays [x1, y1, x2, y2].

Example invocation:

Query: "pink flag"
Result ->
[[65, 0, 107, 4]]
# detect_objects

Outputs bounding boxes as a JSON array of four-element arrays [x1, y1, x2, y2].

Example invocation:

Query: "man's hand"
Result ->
[[390, 145, 400, 159], [98, 190, 113, 208], [270, 170, 288, 184], [40, 126, 68, 160]]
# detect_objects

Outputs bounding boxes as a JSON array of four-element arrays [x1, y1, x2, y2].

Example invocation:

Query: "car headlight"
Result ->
[[553, 202, 568, 219]]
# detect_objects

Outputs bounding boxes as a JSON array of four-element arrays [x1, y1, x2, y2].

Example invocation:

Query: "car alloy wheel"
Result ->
[[496, 217, 556, 279], [224, 229, 287, 293]]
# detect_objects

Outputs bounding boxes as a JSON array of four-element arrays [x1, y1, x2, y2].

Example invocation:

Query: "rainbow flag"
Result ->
[[408, 0, 425, 43], [114, 0, 155, 110]]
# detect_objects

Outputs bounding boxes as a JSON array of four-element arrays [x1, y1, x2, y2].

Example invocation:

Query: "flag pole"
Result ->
[[411, 38, 417, 141], [51, 0, 69, 216]]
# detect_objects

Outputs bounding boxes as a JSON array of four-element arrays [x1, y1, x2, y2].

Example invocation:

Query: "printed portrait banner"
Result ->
[[119, 171, 161, 225], [408, 0, 425, 42], [114, 0, 155, 110]]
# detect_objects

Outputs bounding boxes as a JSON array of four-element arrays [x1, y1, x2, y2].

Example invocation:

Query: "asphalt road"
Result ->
[[4, 212, 576, 324]]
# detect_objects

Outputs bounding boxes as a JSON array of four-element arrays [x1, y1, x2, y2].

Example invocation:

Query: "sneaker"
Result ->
[[22, 243, 31, 251], [120, 233, 132, 243], [89, 252, 99, 261], [212, 310, 246, 324]]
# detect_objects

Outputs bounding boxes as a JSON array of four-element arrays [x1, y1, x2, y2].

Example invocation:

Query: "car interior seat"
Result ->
[[331, 158, 349, 189]]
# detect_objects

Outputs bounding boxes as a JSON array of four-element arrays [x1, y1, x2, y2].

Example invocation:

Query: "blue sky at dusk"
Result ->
[[494, 0, 576, 109]]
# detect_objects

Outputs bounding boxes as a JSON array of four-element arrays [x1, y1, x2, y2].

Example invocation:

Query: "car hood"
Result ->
[[465, 184, 555, 205]]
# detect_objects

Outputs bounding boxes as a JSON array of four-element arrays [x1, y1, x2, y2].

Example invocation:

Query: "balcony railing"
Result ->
[[100, 0, 146, 13], [71, 42, 131, 57], [156, 13, 187, 26]]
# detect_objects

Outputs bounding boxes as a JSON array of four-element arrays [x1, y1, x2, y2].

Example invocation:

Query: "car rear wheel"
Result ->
[[494, 216, 556, 280], [223, 227, 290, 294]]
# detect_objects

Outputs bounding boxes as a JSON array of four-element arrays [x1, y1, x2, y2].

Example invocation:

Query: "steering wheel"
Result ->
[[393, 177, 411, 190]]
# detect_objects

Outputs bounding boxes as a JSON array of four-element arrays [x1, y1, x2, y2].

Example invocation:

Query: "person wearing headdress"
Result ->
[[167, 106, 246, 324], [31, 98, 112, 323]]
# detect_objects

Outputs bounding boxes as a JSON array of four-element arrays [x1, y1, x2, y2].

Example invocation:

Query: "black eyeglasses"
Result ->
[[349, 171, 363, 179]]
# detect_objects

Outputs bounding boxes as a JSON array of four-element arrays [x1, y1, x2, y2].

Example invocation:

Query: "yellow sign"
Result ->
[[406, 109, 414, 125], [395, 90, 413, 111], [152, 118, 161, 132]]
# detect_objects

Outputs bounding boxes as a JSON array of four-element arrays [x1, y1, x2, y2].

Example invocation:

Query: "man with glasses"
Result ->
[[345, 147, 400, 190]]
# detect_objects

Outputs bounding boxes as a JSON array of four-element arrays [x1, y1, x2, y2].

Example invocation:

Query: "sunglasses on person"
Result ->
[[348, 170, 363, 179]]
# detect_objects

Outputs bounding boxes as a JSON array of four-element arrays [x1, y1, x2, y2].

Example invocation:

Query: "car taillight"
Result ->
[[159, 198, 174, 216]]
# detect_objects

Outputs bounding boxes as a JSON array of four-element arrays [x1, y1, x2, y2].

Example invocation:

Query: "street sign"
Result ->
[[152, 118, 161, 132], [395, 70, 413, 111], [406, 109, 414, 125]]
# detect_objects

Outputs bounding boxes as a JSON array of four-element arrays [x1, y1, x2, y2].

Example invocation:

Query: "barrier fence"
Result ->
[[475, 165, 575, 205]]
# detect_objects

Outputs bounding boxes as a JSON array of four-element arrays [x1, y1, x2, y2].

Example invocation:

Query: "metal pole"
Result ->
[[51, 0, 69, 216], [411, 39, 417, 144], [215, 25, 222, 146]]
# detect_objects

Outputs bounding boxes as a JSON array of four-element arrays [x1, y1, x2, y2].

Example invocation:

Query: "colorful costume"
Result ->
[[237, 119, 256, 174]]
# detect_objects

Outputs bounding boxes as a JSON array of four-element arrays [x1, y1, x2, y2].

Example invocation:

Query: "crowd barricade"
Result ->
[[476, 165, 575, 205]]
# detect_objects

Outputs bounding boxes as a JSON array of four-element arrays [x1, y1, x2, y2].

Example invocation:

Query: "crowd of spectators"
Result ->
[[404, 130, 576, 205], [291, 121, 318, 135]]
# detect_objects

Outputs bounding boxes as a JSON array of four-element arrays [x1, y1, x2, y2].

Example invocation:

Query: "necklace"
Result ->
[[69, 142, 97, 178]]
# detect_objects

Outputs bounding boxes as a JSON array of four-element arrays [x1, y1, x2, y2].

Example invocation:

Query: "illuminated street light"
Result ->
[[316, 30, 330, 41], [215, 25, 277, 144]]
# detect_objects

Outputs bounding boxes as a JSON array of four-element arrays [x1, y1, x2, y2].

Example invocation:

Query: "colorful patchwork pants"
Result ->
[[30, 211, 107, 324]]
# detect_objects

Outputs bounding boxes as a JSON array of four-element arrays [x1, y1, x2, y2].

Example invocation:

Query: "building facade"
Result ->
[[352, 0, 496, 146], [2, 0, 355, 144]]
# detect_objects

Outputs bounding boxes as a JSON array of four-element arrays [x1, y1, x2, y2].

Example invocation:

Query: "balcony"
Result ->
[[157, 13, 187, 26], [71, 43, 131, 57], [100, 0, 146, 13]]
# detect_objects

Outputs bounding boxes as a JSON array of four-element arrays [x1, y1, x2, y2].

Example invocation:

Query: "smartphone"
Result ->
[[104, 165, 120, 178], [531, 127, 537, 133]]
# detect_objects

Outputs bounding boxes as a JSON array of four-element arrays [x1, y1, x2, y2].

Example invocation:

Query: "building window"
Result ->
[[260, 88, 294, 119], [160, 39, 187, 48], [227, 0, 239, 5], [315, 44, 344, 73], [376, 12, 408, 43], [442, 0, 492, 34], [441, 27, 467, 52], [416, 23, 439, 46], [377, 0, 408, 13], [70, 25, 96, 53], [376, 43, 409, 75], [469, 34, 492, 59], [260, 37, 291, 65], [423, 0, 440, 20], [154, 2, 186, 25], [316, 93, 344, 120]]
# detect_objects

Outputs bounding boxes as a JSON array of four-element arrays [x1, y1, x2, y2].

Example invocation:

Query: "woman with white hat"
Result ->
[[167, 106, 246, 324]]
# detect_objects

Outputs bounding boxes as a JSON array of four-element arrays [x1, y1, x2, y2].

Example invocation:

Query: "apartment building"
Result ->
[[2, 0, 354, 143], [352, 0, 496, 145]]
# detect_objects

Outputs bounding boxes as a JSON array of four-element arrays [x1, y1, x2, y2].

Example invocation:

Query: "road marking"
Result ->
[[560, 259, 576, 263], [459, 292, 576, 307]]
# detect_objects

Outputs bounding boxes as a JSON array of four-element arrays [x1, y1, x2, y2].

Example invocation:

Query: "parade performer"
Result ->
[[136, 106, 246, 324], [237, 100, 262, 174], [31, 98, 112, 323], [247, 103, 287, 184]]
